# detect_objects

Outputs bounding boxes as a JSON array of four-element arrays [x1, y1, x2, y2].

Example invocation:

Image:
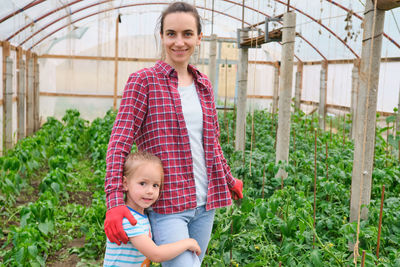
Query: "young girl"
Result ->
[[103, 151, 201, 266], [104, 2, 243, 266]]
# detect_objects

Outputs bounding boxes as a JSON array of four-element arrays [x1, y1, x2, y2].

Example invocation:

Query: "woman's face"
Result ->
[[160, 12, 201, 68]]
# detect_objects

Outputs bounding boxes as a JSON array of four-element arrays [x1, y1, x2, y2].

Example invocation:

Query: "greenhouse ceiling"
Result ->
[[0, 0, 399, 61]]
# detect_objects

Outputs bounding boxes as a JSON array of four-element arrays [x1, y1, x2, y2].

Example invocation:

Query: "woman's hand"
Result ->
[[230, 179, 243, 200], [104, 205, 137, 245]]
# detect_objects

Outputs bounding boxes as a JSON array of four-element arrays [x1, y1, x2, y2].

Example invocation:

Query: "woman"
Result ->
[[104, 2, 243, 266]]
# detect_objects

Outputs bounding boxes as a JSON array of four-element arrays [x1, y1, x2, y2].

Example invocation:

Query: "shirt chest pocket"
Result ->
[[147, 89, 179, 133]]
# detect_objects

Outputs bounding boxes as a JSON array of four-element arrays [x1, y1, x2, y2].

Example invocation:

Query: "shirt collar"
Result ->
[[155, 60, 204, 83]]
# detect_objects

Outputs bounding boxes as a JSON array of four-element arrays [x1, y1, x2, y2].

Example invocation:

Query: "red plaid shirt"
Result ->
[[105, 61, 236, 214]]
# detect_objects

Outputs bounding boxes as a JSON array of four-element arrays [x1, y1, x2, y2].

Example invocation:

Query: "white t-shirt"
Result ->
[[178, 82, 208, 206]]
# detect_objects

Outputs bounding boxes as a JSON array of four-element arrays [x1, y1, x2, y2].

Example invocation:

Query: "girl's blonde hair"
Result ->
[[123, 151, 164, 187]]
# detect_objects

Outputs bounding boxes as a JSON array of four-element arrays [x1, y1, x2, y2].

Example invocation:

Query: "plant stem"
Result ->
[[299, 217, 344, 266], [361, 250, 366, 267]]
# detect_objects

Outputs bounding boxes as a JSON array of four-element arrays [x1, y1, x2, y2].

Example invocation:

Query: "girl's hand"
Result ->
[[186, 238, 201, 256]]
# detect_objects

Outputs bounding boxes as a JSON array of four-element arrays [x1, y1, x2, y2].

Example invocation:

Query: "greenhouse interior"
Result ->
[[1, 0, 400, 266]]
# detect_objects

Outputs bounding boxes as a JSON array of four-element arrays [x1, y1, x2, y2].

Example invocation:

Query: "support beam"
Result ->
[[350, 59, 360, 139], [209, 34, 218, 96], [235, 30, 249, 152], [376, 0, 400, 10], [272, 62, 280, 114], [294, 61, 303, 110], [26, 56, 34, 136], [350, 0, 385, 231], [318, 61, 328, 130], [275, 12, 296, 179], [4, 57, 13, 151], [17, 54, 26, 141]]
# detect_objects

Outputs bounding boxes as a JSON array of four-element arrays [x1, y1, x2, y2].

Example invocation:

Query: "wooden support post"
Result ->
[[3, 57, 13, 151], [294, 62, 303, 111], [351, 59, 360, 140], [209, 34, 217, 96], [350, 0, 385, 239], [275, 12, 296, 179], [33, 54, 40, 131], [272, 62, 280, 114], [17, 48, 26, 141], [235, 30, 249, 152], [318, 61, 328, 130], [113, 15, 120, 110], [2, 41, 11, 153], [26, 54, 34, 136]]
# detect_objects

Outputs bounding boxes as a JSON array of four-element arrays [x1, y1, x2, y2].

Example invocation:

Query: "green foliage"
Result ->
[[1, 107, 399, 266], [204, 109, 400, 266]]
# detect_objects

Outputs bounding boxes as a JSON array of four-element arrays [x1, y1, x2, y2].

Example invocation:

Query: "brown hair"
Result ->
[[158, 1, 202, 35], [123, 151, 164, 186]]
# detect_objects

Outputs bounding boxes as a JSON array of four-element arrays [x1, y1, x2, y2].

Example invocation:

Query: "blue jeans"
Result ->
[[148, 206, 216, 266]]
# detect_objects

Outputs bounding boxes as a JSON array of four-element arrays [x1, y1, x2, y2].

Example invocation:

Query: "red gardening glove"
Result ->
[[104, 205, 137, 245], [230, 179, 243, 200]]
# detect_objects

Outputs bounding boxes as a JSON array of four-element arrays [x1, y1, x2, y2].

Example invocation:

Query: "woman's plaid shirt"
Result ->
[[105, 61, 236, 214]]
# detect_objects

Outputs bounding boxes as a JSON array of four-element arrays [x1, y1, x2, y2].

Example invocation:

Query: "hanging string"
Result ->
[[353, 0, 379, 265]]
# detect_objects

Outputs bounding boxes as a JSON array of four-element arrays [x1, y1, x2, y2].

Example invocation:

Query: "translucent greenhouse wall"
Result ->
[[36, 48, 400, 121], [1, 38, 400, 154]]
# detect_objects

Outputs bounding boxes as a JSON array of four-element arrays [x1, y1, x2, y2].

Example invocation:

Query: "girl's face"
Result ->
[[123, 161, 163, 214], [160, 12, 201, 69]]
